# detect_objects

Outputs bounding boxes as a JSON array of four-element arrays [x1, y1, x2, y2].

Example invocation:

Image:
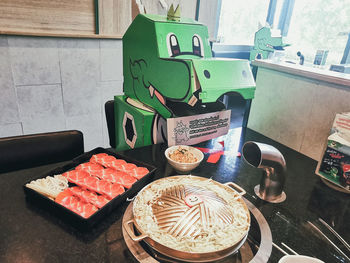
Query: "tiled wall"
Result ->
[[0, 35, 123, 151], [248, 67, 350, 161]]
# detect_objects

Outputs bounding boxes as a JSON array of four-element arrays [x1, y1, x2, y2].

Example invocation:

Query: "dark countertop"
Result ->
[[0, 127, 349, 263]]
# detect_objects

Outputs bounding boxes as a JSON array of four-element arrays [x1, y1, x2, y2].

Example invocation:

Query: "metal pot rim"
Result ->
[[124, 175, 251, 262]]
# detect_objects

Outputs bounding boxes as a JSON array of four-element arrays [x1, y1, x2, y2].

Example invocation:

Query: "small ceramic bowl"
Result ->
[[278, 255, 324, 263], [165, 145, 204, 173]]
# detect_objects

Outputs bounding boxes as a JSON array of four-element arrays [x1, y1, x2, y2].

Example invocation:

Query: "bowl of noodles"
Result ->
[[165, 145, 204, 173]]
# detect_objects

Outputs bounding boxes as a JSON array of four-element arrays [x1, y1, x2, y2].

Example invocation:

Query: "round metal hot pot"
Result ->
[[123, 175, 251, 262]]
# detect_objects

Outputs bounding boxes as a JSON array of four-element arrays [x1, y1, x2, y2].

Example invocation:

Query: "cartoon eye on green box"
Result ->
[[114, 10, 256, 150]]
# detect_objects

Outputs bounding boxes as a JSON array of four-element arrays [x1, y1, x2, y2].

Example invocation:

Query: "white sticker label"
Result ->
[[167, 110, 231, 146]]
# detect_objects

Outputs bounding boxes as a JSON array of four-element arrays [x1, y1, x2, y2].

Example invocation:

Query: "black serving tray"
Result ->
[[23, 147, 156, 230]]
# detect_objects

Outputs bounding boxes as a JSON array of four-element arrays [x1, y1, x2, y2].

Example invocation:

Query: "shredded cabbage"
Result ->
[[133, 176, 250, 253]]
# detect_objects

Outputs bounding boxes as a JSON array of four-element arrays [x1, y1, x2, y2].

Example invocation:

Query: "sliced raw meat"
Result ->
[[92, 168, 136, 188], [68, 186, 83, 196], [55, 188, 74, 203], [56, 195, 98, 218], [122, 163, 137, 174], [133, 167, 150, 180], [76, 162, 104, 175], [87, 193, 109, 208], [99, 155, 118, 167], [101, 170, 117, 183], [112, 170, 137, 189], [74, 175, 122, 199], [82, 176, 101, 193], [90, 154, 117, 167], [62, 170, 89, 185], [99, 182, 125, 199], [90, 153, 109, 164], [92, 168, 117, 182], [69, 186, 109, 208], [106, 159, 127, 170]]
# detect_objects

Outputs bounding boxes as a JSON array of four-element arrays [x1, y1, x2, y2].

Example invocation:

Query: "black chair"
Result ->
[[0, 130, 84, 173], [105, 100, 116, 148]]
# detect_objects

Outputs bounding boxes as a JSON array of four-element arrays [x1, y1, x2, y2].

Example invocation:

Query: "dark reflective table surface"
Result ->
[[0, 128, 349, 263]]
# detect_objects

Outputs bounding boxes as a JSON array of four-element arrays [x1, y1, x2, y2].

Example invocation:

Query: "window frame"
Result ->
[[213, 0, 349, 65], [341, 33, 350, 64], [213, 0, 281, 58]]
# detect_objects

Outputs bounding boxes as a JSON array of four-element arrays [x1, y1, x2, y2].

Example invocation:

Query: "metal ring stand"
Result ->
[[122, 198, 272, 263], [254, 185, 287, 203]]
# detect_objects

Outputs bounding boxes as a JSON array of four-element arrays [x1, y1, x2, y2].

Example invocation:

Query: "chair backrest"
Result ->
[[0, 130, 84, 173], [105, 100, 116, 148]]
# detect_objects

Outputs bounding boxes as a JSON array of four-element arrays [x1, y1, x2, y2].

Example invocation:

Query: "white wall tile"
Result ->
[[248, 69, 316, 152], [0, 36, 19, 125], [1, 36, 125, 148], [8, 36, 61, 86], [22, 117, 66, 134], [100, 81, 123, 148], [0, 123, 23, 137], [66, 114, 104, 151], [100, 40, 123, 81], [16, 84, 66, 134], [248, 67, 350, 161], [17, 84, 64, 119], [58, 39, 101, 117], [300, 83, 350, 161], [100, 80, 123, 103], [102, 117, 110, 148]]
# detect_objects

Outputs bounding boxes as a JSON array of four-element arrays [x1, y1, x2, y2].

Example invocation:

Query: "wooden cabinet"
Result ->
[[0, 0, 207, 39], [0, 0, 97, 38], [0, 0, 130, 39], [97, 0, 131, 37]]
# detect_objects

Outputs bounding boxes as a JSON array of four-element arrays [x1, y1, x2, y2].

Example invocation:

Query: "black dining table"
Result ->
[[0, 127, 349, 263]]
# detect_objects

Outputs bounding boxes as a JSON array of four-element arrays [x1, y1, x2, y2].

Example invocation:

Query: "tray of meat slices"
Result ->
[[23, 147, 156, 230]]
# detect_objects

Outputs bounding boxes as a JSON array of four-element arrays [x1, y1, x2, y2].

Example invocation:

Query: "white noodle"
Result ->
[[133, 176, 250, 253]]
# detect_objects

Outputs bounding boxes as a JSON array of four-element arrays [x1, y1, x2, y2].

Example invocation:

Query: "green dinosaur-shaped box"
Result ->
[[115, 14, 256, 150], [250, 26, 290, 61]]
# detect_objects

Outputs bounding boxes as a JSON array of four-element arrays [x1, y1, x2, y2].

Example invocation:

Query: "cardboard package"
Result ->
[[114, 95, 232, 150], [316, 112, 350, 190], [114, 95, 157, 150], [114, 10, 256, 151]]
